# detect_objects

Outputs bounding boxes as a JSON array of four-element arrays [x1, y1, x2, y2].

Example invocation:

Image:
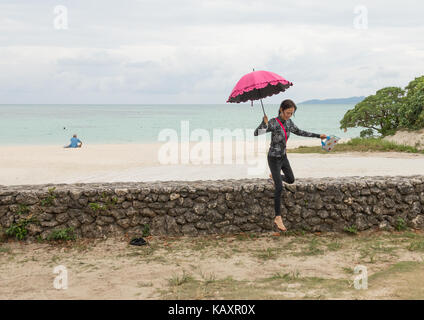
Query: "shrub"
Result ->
[[6, 218, 34, 240], [89, 202, 107, 212], [142, 224, 150, 237], [343, 225, 358, 235], [47, 228, 76, 241], [40, 187, 57, 206], [396, 218, 408, 231]]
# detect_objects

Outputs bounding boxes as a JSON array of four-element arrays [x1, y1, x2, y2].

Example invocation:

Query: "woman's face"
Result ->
[[280, 107, 295, 120]]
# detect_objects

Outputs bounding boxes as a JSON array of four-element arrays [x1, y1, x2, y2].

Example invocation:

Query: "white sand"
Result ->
[[383, 128, 424, 151], [0, 138, 423, 186]]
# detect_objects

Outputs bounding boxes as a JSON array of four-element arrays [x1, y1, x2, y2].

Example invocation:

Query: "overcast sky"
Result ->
[[1, 0, 423, 104]]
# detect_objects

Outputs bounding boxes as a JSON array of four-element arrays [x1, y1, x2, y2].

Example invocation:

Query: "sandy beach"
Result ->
[[1, 138, 423, 186]]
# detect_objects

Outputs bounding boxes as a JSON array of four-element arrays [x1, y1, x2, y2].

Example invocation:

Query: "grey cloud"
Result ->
[[125, 61, 158, 69], [1, 0, 424, 48], [57, 53, 123, 66], [1, 0, 424, 103]]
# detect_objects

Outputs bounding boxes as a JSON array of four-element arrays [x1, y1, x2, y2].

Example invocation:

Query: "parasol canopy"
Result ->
[[227, 70, 293, 104]]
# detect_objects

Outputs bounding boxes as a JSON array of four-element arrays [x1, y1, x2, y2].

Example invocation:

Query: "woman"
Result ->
[[254, 99, 326, 232]]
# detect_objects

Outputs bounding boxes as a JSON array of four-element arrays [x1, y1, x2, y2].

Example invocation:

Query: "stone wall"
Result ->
[[1, 175, 424, 240]]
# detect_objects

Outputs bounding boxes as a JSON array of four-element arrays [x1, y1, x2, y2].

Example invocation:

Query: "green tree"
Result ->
[[399, 76, 424, 129], [340, 87, 404, 137]]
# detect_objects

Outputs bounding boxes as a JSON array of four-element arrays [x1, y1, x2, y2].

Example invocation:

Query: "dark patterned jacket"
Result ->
[[254, 115, 321, 158]]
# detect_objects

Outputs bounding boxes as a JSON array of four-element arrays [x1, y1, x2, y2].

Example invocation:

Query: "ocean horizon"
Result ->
[[0, 103, 365, 146]]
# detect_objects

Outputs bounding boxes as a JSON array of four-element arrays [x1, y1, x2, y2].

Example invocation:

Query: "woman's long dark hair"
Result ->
[[278, 99, 297, 117]]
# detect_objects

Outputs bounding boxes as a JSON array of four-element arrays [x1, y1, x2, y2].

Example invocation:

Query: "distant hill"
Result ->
[[300, 96, 365, 104]]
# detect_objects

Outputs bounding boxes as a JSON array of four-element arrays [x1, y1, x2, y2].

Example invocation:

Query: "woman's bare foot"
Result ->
[[274, 216, 287, 232], [268, 174, 274, 185]]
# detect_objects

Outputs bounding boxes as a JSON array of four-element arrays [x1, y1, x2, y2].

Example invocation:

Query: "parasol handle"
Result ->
[[260, 99, 266, 116], [252, 67, 266, 117]]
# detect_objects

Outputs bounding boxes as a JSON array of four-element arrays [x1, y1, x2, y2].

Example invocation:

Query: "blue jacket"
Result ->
[[68, 137, 82, 148]]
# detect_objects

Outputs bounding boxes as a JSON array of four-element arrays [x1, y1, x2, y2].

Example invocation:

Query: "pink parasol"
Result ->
[[226, 70, 293, 115]]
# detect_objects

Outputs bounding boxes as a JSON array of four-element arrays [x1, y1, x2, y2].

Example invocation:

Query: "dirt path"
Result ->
[[1, 230, 424, 299]]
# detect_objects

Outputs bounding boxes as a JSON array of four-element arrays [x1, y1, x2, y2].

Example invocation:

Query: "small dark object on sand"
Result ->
[[130, 237, 148, 246]]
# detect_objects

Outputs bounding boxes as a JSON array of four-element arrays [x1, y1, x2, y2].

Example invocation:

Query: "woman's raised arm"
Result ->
[[254, 116, 273, 136]]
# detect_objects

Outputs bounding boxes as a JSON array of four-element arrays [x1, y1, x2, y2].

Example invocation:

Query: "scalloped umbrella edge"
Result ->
[[226, 70, 293, 115]]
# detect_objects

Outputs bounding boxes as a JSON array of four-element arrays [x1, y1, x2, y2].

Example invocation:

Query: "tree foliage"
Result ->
[[399, 76, 424, 129], [340, 75, 424, 137], [340, 87, 404, 136]]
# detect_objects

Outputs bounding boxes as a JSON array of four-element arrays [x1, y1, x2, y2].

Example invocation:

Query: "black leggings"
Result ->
[[267, 154, 295, 216]]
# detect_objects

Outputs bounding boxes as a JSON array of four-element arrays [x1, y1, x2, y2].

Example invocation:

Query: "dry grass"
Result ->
[[1, 230, 424, 299]]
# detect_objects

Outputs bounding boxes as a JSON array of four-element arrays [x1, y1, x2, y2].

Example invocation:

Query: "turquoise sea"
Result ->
[[0, 104, 364, 146]]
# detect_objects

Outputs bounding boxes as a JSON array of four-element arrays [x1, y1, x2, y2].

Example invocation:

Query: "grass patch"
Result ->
[[188, 235, 227, 252], [358, 239, 399, 263], [327, 241, 343, 251], [40, 187, 57, 206], [235, 233, 260, 241], [365, 261, 424, 299], [288, 137, 424, 154], [137, 281, 154, 287], [407, 240, 424, 252], [88, 202, 107, 213], [396, 218, 408, 232], [47, 228, 76, 241], [168, 271, 194, 287], [0, 246, 12, 254], [192, 239, 213, 251], [216, 249, 232, 259], [50, 255, 61, 264], [293, 237, 324, 256], [368, 261, 424, 283], [70, 240, 93, 252], [388, 231, 422, 241], [284, 230, 307, 237], [267, 270, 300, 281], [142, 224, 150, 237], [17, 204, 30, 215], [100, 193, 119, 209], [5, 216, 37, 240], [199, 271, 217, 284], [0, 227, 6, 243], [159, 271, 352, 299], [342, 267, 354, 274], [344, 225, 358, 235], [125, 243, 157, 259], [254, 247, 280, 260]]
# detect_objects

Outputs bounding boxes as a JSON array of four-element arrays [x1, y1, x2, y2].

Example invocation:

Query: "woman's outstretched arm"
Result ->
[[289, 119, 322, 138]]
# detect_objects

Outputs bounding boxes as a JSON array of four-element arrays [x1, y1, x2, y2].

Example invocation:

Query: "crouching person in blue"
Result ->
[[64, 134, 83, 148]]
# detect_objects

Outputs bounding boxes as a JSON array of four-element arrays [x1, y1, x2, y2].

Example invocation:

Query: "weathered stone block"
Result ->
[[55, 212, 69, 223], [184, 212, 200, 223], [193, 203, 206, 215], [151, 216, 166, 235], [181, 224, 198, 236], [166, 216, 181, 235], [141, 208, 156, 218]]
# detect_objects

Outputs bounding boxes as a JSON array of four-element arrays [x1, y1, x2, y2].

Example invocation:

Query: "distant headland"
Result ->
[[299, 96, 365, 104]]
